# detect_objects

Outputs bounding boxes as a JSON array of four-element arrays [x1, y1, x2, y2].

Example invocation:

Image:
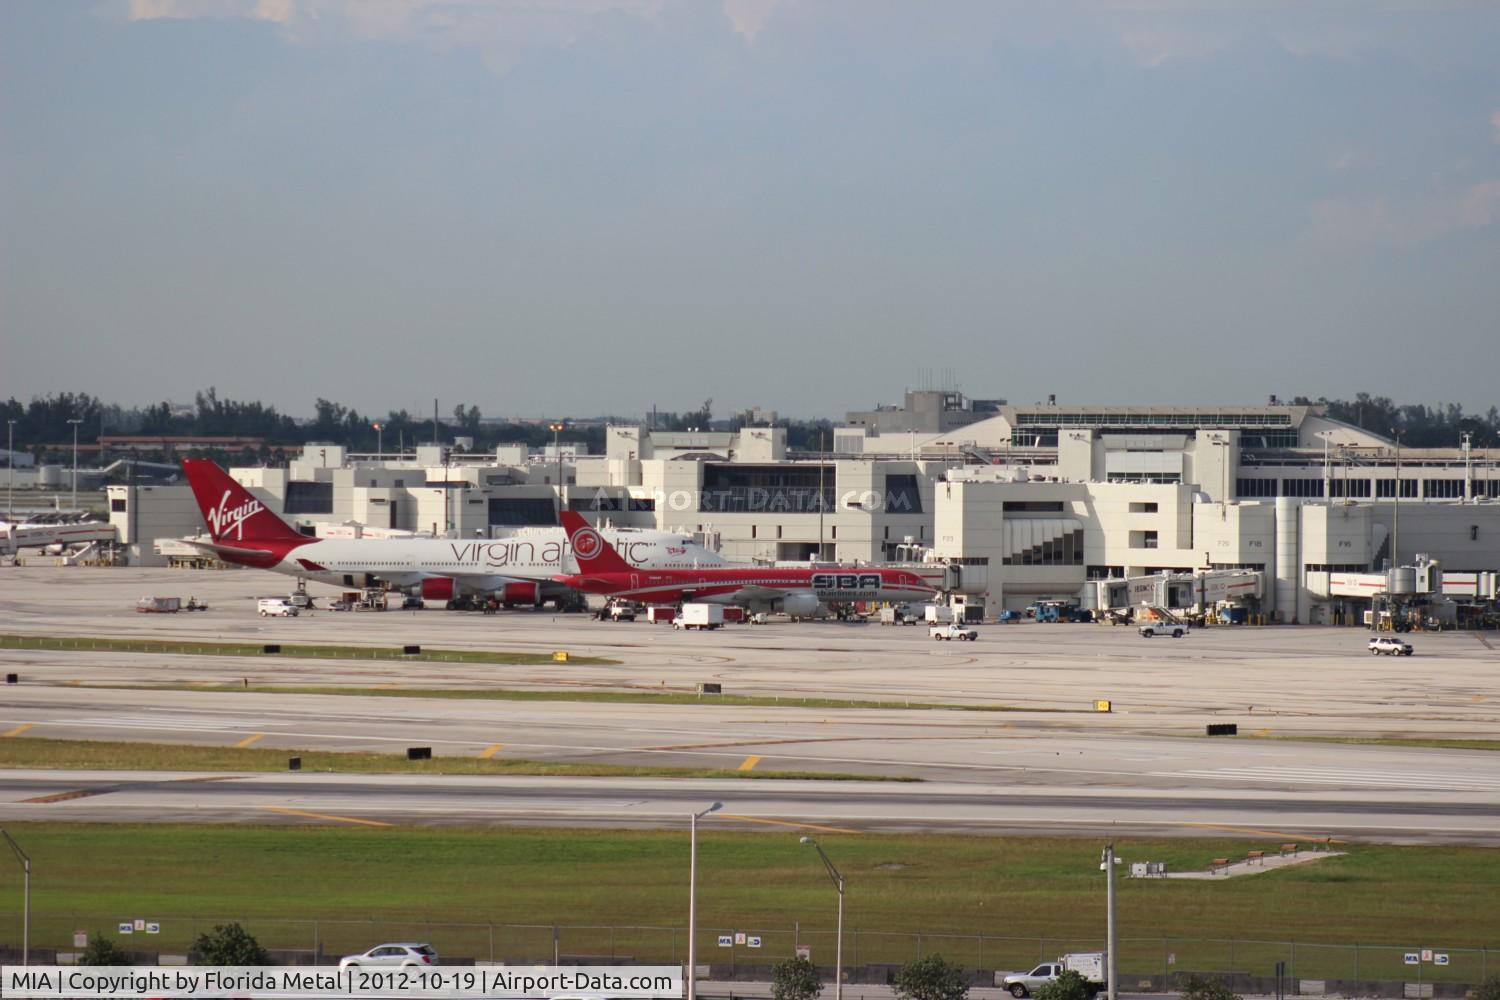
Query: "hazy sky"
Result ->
[[3, 1, 1498, 420]]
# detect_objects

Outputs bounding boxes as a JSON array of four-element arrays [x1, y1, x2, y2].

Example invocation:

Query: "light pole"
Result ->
[[2, 828, 30, 966], [373, 423, 383, 460], [549, 423, 566, 519], [800, 836, 844, 1000], [6, 419, 15, 522], [1101, 844, 1118, 1000], [68, 417, 83, 511], [687, 801, 722, 1000], [818, 430, 827, 561]]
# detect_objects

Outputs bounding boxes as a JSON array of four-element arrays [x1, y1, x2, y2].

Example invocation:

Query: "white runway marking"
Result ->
[[1158, 765, 1500, 792]]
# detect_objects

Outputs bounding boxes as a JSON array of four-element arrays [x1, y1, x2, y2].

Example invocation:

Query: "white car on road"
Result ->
[[339, 943, 439, 968]]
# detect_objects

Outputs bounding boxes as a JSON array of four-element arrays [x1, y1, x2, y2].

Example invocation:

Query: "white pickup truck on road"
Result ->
[[929, 622, 977, 641], [1002, 952, 1105, 998]]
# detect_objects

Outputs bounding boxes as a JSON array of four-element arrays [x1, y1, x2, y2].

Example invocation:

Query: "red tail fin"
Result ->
[[181, 459, 304, 544], [560, 511, 634, 574]]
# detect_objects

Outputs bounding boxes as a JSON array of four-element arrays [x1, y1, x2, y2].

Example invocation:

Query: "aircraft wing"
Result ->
[[724, 584, 798, 602], [178, 538, 279, 562]]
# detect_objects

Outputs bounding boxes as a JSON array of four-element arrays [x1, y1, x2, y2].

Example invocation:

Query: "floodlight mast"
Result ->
[[2, 828, 30, 966], [801, 836, 845, 1000]]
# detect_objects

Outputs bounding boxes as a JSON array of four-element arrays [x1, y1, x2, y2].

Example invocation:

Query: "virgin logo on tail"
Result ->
[[207, 489, 265, 542], [572, 527, 605, 560]]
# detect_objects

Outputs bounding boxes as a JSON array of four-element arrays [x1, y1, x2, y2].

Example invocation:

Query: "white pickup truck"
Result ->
[[929, 622, 977, 641], [1002, 952, 1105, 998], [1137, 622, 1188, 638]]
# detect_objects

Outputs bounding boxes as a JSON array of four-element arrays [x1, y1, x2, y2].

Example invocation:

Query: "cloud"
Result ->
[[1118, 25, 1227, 66], [1307, 179, 1500, 248], [123, 0, 673, 52], [129, 0, 292, 22], [1492, 109, 1500, 144], [722, 0, 784, 43]]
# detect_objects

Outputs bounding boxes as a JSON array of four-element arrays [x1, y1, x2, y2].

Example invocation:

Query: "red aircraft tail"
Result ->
[[560, 511, 635, 574], [181, 459, 305, 545]]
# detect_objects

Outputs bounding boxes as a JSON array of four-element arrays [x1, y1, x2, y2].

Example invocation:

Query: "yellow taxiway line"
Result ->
[[235, 733, 266, 748], [718, 813, 858, 835], [4, 723, 34, 738], [264, 806, 392, 828], [480, 744, 504, 759], [737, 755, 761, 771]]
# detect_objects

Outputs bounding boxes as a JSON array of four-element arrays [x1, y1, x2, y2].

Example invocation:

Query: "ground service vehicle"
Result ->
[[930, 622, 977, 641], [880, 604, 920, 625], [674, 603, 724, 630], [257, 597, 298, 617], [1138, 622, 1187, 638], [1369, 635, 1414, 655], [339, 943, 439, 968], [135, 596, 180, 613]]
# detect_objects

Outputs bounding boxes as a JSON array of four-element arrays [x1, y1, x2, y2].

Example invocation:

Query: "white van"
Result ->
[[257, 597, 299, 617]]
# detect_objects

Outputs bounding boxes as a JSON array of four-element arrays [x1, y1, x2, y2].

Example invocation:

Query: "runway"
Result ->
[[3, 567, 1500, 843], [3, 769, 1498, 843]]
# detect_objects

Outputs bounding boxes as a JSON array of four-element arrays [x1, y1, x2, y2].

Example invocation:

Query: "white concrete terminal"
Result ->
[[2, 567, 1498, 843]]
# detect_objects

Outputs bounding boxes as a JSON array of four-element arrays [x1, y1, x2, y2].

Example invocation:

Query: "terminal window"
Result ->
[[1281, 478, 1324, 498], [487, 498, 557, 526], [1423, 479, 1465, 498], [1005, 500, 1066, 513], [1236, 478, 1277, 498], [284, 481, 333, 514]]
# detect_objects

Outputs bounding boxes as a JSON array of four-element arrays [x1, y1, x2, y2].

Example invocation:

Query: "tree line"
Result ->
[[0, 389, 837, 465], [1290, 393, 1500, 447], [6, 389, 1492, 466]]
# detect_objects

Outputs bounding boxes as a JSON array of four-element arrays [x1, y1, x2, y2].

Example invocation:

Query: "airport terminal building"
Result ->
[[107, 395, 1500, 624]]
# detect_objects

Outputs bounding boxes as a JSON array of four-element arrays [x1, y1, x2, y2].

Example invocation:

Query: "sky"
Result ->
[[3, 1, 1499, 421]]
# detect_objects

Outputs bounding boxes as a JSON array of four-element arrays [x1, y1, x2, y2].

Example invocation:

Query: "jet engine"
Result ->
[[781, 592, 821, 619], [502, 581, 541, 607], [421, 577, 456, 601]]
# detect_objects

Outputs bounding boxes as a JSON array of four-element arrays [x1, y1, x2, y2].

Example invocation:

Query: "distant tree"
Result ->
[[894, 954, 969, 1000], [192, 922, 270, 965], [1472, 976, 1500, 1000], [78, 933, 132, 966], [771, 956, 823, 1000], [1035, 970, 1095, 1000], [1178, 975, 1240, 1000]]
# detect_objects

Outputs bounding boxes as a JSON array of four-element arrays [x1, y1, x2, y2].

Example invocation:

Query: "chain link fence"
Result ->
[[4, 915, 1492, 988]]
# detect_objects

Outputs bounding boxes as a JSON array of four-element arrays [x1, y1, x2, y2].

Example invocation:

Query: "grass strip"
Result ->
[[0, 633, 616, 666], [0, 737, 909, 781], [1255, 735, 1500, 752], [92, 682, 1040, 712], [1, 824, 1497, 965]]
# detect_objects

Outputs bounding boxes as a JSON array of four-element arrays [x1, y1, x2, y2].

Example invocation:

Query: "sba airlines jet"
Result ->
[[556, 511, 937, 617], [180, 459, 724, 607]]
